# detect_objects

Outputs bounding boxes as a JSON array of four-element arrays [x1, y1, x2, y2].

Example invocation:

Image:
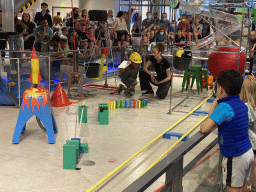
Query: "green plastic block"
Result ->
[[78, 106, 87, 123], [120, 100, 124, 108], [81, 143, 89, 153], [99, 112, 109, 125], [66, 140, 79, 164], [63, 144, 76, 170], [116, 101, 120, 109]]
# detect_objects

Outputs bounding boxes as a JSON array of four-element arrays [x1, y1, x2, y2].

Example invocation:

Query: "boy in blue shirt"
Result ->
[[33, 17, 53, 52], [200, 69, 253, 192]]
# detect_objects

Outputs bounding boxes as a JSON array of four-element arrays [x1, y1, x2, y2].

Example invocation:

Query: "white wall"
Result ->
[[18, 0, 117, 19], [18, 0, 79, 18], [79, 0, 92, 12]]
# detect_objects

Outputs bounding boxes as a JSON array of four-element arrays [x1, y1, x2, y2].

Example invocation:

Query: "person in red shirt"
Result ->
[[178, 14, 191, 42]]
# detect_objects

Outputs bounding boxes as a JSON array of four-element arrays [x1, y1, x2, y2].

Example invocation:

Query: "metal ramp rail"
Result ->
[[122, 125, 223, 192]]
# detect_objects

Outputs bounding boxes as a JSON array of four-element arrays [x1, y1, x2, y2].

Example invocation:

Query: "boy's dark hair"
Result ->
[[51, 33, 61, 42], [41, 2, 48, 7], [217, 69, 243, 95], [57, 12, 61, 15], [16, 24, 24, 34], [40, 17, 47, 22]]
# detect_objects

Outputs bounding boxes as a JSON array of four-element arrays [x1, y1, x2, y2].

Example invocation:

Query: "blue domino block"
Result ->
[[125, 100, 128, 108], [71, 138, 81, 156], [144, 99, 148, 106], [129, 100, 132, 108], [207, 98, 215, 103], [163, 132, 189, 141], [193, 110, 208, 115]]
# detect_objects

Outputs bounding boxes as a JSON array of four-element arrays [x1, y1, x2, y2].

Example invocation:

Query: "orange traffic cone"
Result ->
[[51, 83, 71, 107]]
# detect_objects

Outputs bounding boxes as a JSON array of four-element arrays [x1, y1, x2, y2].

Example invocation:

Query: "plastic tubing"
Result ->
[[192, 24, 241, 50], [178, 0, 240, 25], [177, 0, 242, 49]]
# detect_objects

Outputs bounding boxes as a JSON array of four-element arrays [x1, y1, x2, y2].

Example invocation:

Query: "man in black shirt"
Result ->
[[34, 2, 52, 28], [139, 43, 172, 99]]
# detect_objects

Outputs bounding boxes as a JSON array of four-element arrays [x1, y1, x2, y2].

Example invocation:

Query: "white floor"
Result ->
[[0, 75, 220, 192]]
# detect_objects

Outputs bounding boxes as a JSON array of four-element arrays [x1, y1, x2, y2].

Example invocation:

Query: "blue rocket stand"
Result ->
[[12, 96, 58, 144]]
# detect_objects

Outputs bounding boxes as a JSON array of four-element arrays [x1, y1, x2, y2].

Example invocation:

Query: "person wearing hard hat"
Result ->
[[118, 52, 142, 96]]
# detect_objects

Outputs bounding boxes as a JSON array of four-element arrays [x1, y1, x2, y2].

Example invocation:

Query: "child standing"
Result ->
[[240, 75, 256, 192], [200, 69, 254, 192], [11, 24, 25, 74]]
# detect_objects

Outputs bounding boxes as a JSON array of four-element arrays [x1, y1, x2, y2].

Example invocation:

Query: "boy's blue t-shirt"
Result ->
[[209, 103, 234, 125], [33, 26, 53, 43]]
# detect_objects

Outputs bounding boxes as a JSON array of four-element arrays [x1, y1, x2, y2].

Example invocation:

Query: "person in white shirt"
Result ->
[[113, 11, 128, 43], [107, 10, 115, 28]]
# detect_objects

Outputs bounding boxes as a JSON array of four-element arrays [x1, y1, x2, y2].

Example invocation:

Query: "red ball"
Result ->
[[208, 46, 246, 78]]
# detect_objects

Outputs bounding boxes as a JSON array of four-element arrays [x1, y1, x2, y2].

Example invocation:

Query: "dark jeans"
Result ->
[[139, 71, 171, 99], [121, 77, 137, 96]]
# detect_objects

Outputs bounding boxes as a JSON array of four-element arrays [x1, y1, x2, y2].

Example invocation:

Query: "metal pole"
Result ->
[[218, 152, 223, 192], [18, 58, 20, 106], [168, 9, 177, 114], [237, 3, 246, 72], [163, 157, 183, 192], [105, 51, 108, 86], [48, 56, 51, 92]]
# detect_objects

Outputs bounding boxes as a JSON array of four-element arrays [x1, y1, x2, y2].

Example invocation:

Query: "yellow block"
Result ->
[[31, 58, 39, 84], [137, 100, 141, 108], [112, 101, 116, 109], [107, 102, 111, 110]]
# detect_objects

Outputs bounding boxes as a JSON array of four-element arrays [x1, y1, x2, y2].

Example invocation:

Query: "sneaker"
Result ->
[[118, 84, 125, 94], [142, 90, 154, 95], [130, 82, 137, 87]]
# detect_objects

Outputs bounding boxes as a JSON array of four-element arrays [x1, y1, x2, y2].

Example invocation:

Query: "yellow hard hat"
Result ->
[[129, 52, 142, 63], [176, 48, 184, 58]]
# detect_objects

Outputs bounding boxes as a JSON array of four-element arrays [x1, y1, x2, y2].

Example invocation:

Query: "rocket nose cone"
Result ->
[[31, 46, 38, 59]]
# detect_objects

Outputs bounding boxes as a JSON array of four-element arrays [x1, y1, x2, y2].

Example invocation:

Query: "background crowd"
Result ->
[[0, 2, 255, 62]]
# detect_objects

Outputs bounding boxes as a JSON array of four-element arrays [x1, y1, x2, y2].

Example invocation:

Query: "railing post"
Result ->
[[218, 152, 224, 192], [162, 157, 183, 192]]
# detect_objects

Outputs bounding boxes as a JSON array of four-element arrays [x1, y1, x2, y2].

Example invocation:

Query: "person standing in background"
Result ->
[[153, 13, 160, 26], [123, 11, 130, 32], [107, 10, 115, 28], [34, 2, 53, 28], [63, 13, 71, 26], [53, 12, 62, 26], [21, 12, 36, 51], [81, 9, 89, 32]]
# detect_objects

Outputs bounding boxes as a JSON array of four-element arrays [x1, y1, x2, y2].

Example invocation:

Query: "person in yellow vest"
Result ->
[[118, 52, 142, 96]]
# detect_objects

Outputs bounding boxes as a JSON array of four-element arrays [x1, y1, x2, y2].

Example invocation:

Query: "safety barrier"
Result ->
[[0, 52, 50, 106], [123, 125, 221, 192]]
